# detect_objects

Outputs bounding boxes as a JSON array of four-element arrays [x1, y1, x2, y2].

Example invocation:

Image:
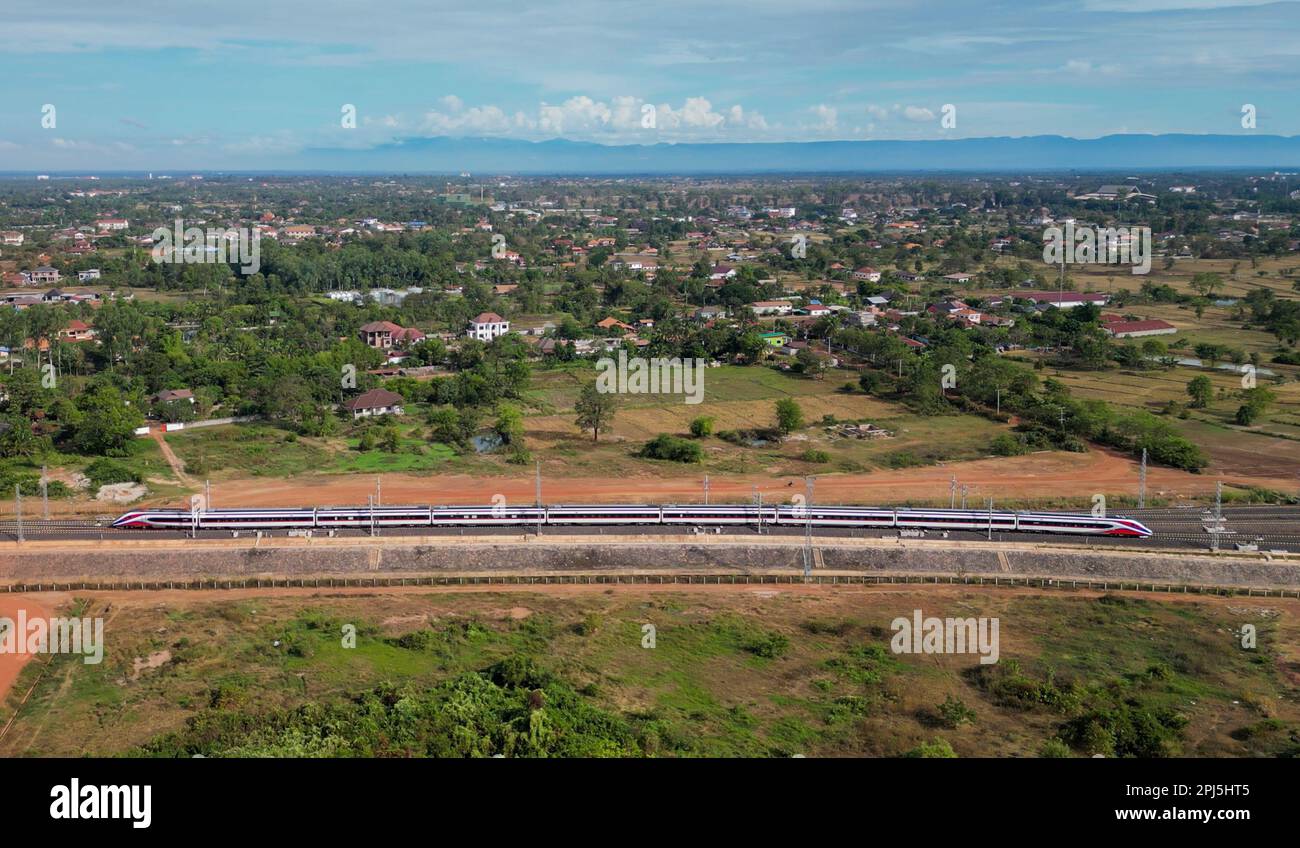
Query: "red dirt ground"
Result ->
[[189, 447, 1293, 508], [32, 446, 1299, 516], [0, 595, 54, 704]]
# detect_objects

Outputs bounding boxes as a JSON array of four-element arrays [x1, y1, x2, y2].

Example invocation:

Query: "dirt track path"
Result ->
[[150, 431, 194, 488]]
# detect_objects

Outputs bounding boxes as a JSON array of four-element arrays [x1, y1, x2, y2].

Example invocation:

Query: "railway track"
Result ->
[[1, 504, 1296, 551]]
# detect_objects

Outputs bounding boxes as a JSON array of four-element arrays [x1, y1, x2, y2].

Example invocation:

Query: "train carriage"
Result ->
[[433, 505, 545, 525], [111, 504, 1152, 538], [545, 505, 663, 525]]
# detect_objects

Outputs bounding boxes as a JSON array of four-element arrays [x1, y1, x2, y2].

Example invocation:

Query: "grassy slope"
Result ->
[[3, 588, 1296, 758]]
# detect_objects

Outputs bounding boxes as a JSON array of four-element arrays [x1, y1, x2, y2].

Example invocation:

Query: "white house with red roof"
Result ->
[[467, 312, 510, 341]]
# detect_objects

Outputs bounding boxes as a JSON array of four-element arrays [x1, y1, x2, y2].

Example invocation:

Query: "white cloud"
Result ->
[[809, 104, 838, 132], [422, 103, 514, 134]]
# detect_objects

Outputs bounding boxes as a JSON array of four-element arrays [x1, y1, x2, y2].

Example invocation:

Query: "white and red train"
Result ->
[[111, 504, 1153, 537]]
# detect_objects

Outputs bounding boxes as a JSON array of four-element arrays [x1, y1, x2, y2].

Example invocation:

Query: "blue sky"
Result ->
[[2, 0, 1298, 169]]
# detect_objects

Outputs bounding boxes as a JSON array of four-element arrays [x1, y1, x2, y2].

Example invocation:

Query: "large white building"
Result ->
[[748, 300, 793, 316], [467, 312, 510, 341]]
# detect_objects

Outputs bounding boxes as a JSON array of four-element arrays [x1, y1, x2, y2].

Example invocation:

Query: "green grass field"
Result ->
[[3, 587, 1296, 757]]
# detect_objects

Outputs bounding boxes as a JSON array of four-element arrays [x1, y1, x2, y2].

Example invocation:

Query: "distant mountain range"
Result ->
[[289, 134, 1300, 174]]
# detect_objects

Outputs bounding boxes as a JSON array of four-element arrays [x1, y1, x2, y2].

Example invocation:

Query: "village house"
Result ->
[[853, 267, 882, 282], [466, 312, 510, 342], [94, 218, 129, 231], [150, 388, 195, 406], [30, 266, 59, 284], [1, 231, 24, 246], [343, 388, 406, 419], [596, 316, 635, 332], [281, 225, 317, 240], [359, 320, 426, 350], [58, 320, 97, 342]]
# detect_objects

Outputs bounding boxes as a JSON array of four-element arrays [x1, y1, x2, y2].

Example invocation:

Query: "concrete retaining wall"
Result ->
[[3, 536, 1299, 590]]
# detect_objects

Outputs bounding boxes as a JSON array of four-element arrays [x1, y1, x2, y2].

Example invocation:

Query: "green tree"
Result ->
[[0, 416, 45, 459], [68, 386, 143, 456], [1185, 375, 1213, 408], [574, 382, 617, 442], [775, 397, 804, 436]]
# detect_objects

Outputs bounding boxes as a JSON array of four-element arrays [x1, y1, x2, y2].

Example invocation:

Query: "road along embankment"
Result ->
[[1, 534, 1299, 592]]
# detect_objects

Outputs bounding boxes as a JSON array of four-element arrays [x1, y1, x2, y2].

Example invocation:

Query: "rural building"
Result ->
[[30, 266, 59, 284], [360, 321, 426, 349], [344, 388, 405, 419], [466, 312, 510, 341], [1101, 319, 1177, 338], [150, 389, 195, 407], [749, 300, 793, 316], [59, 320, 97, 342], [1020, 291, 1111, 308], [281, 225, 317, 240]]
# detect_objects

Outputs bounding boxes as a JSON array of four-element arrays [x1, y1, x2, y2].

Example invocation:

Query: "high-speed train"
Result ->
[[111, 504, 1153, 537]]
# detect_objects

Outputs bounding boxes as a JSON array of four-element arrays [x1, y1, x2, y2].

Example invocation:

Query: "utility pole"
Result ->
[[987, 497, 994, 540], [704, 474, 710, 505], [368, 495, 376, 537], [1138, 448, 1147, 509], [995, 386, 1001, 416], [754, 486, 763, 535], [949, 475, 957, 509], [376, 476, 381, 507], [1211, 480, 1223, 552], [14, 485, 23, 543], [804, 476, 815, 574], [205, 478, 212, 511], [961, 484, 969, 510], [535, 460, 542, 536]]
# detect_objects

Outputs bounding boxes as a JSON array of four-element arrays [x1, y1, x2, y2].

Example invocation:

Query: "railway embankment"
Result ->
[[2, 534, 1298, 591]]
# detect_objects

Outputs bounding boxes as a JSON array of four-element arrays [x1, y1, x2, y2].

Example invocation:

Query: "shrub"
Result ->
[[688, 416, 715, 438], [903, 738, 957, 758], [1039, 738, 1073, 758], [745, 631, 790, 658], [990, 434, 1028, 456], [639, 433, 703, 463], [936, 695, 976, 728], [84, 457, 141, 489], [800, 449, 830, 463]]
